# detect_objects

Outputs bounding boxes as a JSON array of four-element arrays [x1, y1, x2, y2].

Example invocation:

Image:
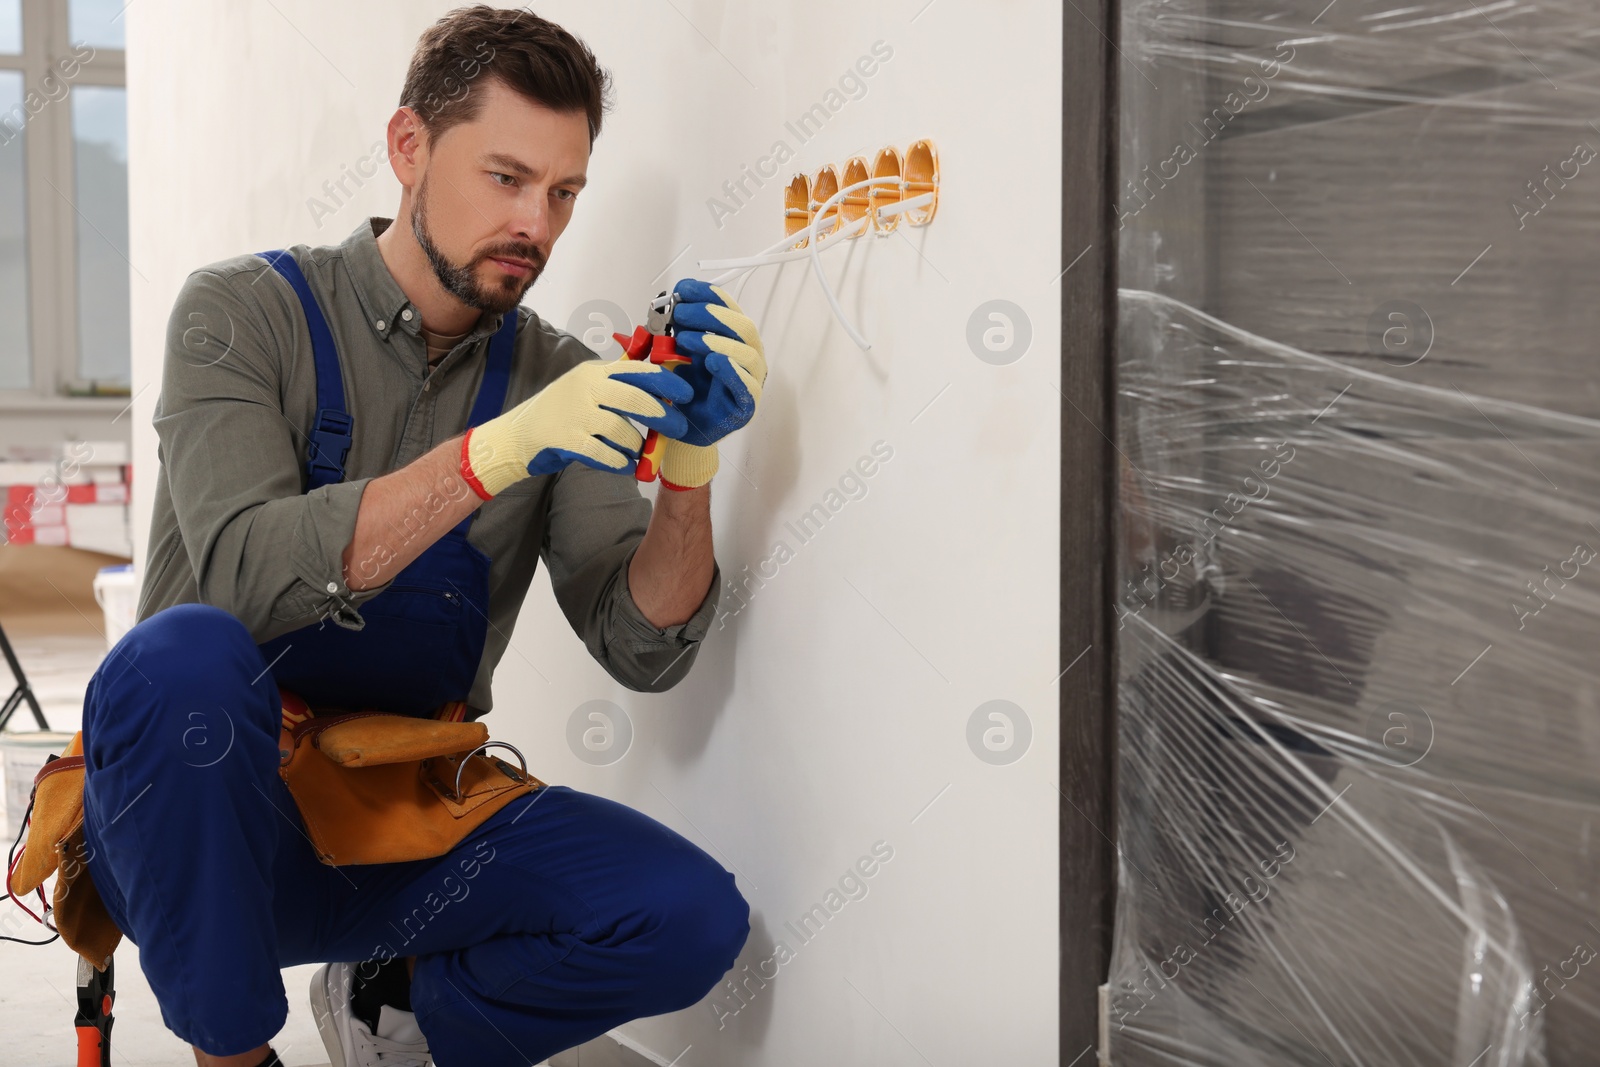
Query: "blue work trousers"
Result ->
[[79, 603, 750, 1064]]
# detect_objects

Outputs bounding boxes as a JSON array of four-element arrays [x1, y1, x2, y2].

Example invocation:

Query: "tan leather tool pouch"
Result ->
[[9, 732, 121, 972], [7, 705, 544, 972], [278, 709, 545, 866]]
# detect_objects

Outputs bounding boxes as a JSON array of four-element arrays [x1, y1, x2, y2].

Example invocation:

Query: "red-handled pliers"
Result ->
[[613, 290, 691, 483]]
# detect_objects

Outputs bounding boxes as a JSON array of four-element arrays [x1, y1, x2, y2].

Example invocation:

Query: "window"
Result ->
[[67, 0, 121, 50], [0, 0, 128, 402], [0, 69, 27, 391], [71, 84, 127, 383], [0, 1, 18, 54]]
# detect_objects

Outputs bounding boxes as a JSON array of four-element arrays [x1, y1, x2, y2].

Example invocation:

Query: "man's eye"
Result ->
[[554, 188, 578, 203], [491, 172, 516, 187]]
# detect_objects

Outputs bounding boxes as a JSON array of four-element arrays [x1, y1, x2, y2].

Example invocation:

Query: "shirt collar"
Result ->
[[341, 216, 507, 349]]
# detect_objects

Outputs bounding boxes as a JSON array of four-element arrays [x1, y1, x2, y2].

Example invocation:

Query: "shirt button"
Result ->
[[376, 319, 386, 331], [401, 309, 414, 321], [326, 581, 338, 593]]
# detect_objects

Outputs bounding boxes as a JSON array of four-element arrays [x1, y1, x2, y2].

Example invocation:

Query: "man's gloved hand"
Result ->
[[460, 357, 692, 499], [655, 279, 768, 491]]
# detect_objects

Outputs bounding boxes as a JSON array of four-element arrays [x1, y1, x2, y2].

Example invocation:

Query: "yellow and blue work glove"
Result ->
[[460, 356, 692, 499], [654, 279, 768, 491]]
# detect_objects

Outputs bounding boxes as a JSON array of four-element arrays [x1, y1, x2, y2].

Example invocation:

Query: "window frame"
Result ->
[[0, 0, 127, 409]]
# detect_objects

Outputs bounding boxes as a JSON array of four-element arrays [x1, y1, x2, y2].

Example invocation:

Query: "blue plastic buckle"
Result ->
[[307, 407, 354, 485]]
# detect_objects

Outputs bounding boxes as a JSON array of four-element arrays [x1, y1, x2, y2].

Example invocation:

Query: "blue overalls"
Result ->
[[77, 248, 750, 1064], [251, 248, 510, 717]]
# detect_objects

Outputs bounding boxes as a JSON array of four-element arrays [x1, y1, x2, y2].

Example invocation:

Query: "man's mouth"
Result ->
[[488, 255, 538, 278]]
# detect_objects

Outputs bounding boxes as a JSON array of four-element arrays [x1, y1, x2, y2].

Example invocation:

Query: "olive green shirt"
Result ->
[[137, 216, 720, 717]]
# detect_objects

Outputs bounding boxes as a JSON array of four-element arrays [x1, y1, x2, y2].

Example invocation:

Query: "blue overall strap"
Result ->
[[256, 249, 353, 491], [467, 308, 518, 426], [453, 309, 519, 534]]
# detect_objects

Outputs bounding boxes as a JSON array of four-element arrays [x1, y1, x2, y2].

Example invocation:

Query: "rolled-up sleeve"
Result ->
[[540, 458, 720, 692], [153, 269, 393, 642]]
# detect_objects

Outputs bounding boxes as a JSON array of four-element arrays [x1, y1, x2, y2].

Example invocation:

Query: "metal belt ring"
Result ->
[[453, 740, 529, 799]]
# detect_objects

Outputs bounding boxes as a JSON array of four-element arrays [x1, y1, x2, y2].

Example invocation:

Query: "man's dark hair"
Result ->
[[400, 5, 614, 146]]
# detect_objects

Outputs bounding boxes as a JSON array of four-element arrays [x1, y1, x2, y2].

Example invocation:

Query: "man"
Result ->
[[83, 7, 764, 1066]]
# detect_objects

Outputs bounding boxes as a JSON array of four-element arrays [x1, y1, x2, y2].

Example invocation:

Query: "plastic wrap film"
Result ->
[[1109, 1, 1600, 1065]]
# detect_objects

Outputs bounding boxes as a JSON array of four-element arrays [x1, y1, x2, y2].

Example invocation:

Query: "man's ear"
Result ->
[[386, 106, 427, 187]]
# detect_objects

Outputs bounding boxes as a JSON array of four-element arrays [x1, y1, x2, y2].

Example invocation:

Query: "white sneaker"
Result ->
[[310, 960, 433, 1066]]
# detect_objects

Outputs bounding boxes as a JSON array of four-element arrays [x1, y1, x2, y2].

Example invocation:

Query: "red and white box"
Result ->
[[0, 447, 130, 549], [66, 502, 131, 556]]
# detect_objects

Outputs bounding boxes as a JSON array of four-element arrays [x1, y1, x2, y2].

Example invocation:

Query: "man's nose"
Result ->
[[508, 196, 551, 248]]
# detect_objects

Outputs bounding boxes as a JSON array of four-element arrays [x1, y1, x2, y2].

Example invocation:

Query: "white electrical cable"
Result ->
[[874, 191, 935, 219], [801, 175, 902, 350], [698, 193, 934, 273], [700, 218, 871, 274], [650, 176, 935, 352], [653, 224, 839, 305]]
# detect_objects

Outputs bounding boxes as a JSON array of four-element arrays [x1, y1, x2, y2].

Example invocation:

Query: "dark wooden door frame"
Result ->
[[1060, 0, 1119, 1059]]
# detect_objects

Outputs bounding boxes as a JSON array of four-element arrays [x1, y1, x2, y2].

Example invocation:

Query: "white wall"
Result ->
[[128, 2, 1061, 1062]]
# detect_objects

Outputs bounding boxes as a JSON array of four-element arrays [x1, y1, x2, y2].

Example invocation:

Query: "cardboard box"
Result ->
[[65, 502, 130, 557], [26, 526, 68, 547], [65, 440, 129, 466], [0, 462, 58, 487]]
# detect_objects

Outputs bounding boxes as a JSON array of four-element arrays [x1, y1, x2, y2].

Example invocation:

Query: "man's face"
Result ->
[[410, 78, 591, 315]]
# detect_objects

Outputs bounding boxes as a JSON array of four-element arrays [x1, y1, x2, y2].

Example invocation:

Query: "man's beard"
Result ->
[[411, 172, 545, 315]]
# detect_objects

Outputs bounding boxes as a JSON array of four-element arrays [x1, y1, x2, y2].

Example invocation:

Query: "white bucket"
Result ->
[[1, 731, 76, 842], [92, 563, 137, 652]]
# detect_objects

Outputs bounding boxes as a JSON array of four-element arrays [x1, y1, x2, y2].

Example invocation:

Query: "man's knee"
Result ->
[[97, 602, 258, 688], [122, 601, 253, 656], [85, 602, 274, 753], [642, 857, 752, 1001]]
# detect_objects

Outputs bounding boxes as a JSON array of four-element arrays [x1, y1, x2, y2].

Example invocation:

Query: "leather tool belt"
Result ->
[[8, 688, 545, 972]]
